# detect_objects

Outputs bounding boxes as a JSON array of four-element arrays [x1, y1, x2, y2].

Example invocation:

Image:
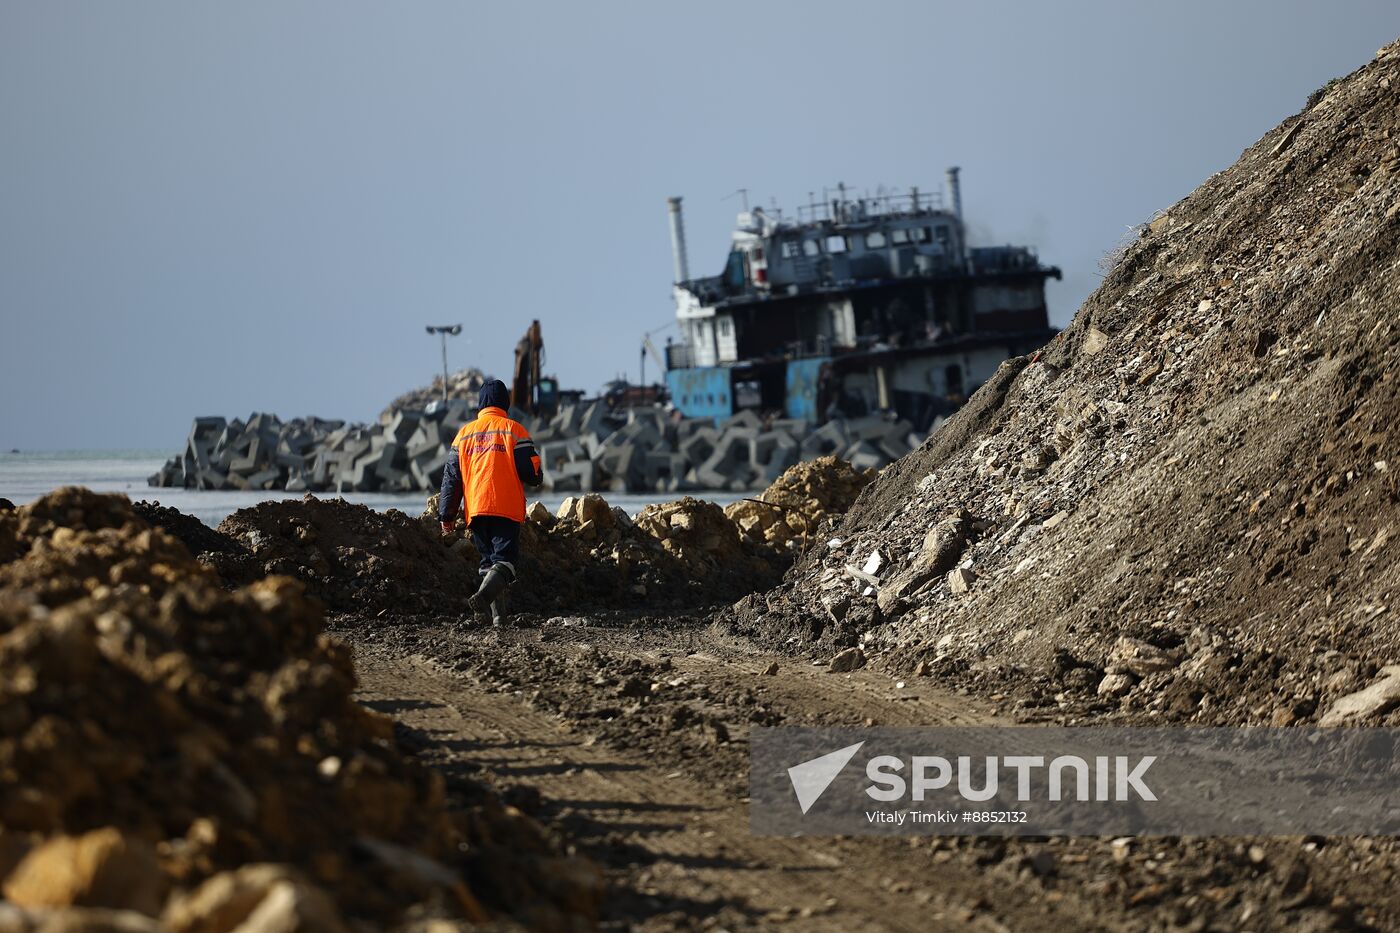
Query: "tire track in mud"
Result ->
[[348, 623, 1121, 932]]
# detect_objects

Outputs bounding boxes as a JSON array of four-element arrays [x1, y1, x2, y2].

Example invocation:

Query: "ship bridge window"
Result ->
[[890, 228, 910, 245], [914, 227, 932, 244], [935, 226, 952, 249], [780, 240, 802, 259], [803, 238, 821, 257], [825, 234, 848, 254], [864, 230, 887, 249]]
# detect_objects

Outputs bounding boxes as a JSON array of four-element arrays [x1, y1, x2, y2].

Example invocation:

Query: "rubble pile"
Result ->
[[731, 43, 1400, 727], [379, 366, 486, 417], [529, 493, 781, 608], [150, 397, 922, 495], [724, 455, 877, 549], [0, 488, 602, 929], [632, 496, 779, 590]]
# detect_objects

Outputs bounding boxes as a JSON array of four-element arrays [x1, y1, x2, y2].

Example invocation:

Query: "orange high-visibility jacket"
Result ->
[[449, 407, 542, 523]]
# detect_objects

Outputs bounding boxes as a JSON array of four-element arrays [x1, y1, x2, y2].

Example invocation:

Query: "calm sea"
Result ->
[[0, 450, 740, 527]]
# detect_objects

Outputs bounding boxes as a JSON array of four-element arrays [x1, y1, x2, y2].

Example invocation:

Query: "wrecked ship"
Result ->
[[663, 170, 1061, 431]]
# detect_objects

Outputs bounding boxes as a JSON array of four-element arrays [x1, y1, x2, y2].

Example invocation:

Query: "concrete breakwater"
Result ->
[[148, 401, 929, 494]]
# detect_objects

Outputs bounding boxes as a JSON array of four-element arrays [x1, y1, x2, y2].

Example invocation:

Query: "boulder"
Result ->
[[828, 647, 866, 673], [1319, 665, 1400, 726]]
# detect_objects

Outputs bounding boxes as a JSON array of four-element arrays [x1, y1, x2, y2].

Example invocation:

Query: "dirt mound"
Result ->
[[131, 500, 250, 560], [0, 488, 601, 928], [725, 456, 876, 550], [212, 489, 784, 619], [730, 42, 1400, 728], [217, 496, 482, 614]]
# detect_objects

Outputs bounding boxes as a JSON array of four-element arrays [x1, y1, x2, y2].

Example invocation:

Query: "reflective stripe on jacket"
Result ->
[[439, 406, 542, 524]]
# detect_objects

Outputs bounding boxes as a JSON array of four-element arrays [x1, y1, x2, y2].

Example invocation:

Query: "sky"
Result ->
[[2, 1, 1398, 451]]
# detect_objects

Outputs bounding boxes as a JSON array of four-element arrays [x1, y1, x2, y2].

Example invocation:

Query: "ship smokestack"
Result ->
[[667, 196, 690, 284], [945, 166, 963, 220]]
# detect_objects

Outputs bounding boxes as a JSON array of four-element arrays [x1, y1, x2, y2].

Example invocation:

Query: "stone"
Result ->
[[2, 828, 164, 917], [1097, 672, 1137, 697], [761, 662, 779, 676], [1082, 326, 1110, 356], [947, 566, 976, 594], [1136, 357, 1164, 385], [828, 647, 866, 673], [1319, 665, 1400, 726], [1108, 637, 1180, 677], [163, 864, 347, 933]]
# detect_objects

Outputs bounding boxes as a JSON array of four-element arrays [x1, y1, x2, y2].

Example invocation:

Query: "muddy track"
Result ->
[[348, 626, 1107, 932], [338, 614, 1386, 932]]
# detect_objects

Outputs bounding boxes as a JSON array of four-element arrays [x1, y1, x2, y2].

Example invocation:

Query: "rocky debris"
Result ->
[[380, 367, 486, 418], [1106, 637, 1181, 678], [0, 488, 601, 928], [1318, 665, 1400, 726], [875, 511, 971, 613], [151, 394, 920, 495], [635, 498, 741, 569], [725, 44, 1400, 728], [725, 455, 876, 550]]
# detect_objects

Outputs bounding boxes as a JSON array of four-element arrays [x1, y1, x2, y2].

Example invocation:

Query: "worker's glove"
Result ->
[[440, 521, 455, 535]]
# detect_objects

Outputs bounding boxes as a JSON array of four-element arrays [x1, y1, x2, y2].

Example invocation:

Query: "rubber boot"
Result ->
[[468, 565, 512, 618], [488, 591, 507, 627]]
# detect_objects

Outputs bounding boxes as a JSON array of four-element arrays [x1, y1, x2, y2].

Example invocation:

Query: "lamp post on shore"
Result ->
[[425, 325, 462, 402]]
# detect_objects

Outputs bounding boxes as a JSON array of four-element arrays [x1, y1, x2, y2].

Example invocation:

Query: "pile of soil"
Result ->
[[217, 497, 482, 614], [0, 488, 600, 930], [132, 500, 253, 562], [730, 41, 1400, 728], [213, 490, 787, 619], [724, 455, 876, 549]]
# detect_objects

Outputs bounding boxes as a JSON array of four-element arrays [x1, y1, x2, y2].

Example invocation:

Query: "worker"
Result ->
[[439, 379, 543, 623]]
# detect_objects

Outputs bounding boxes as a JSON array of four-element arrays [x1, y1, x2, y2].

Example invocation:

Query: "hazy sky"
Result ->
[[3, 2, 1397, 451]]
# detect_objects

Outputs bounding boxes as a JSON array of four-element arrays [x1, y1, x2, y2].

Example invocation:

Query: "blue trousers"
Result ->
[[469, 515, 520, 578]]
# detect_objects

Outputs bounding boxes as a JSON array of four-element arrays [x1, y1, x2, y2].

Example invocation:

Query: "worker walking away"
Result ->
[[439, 379, 543, 624]]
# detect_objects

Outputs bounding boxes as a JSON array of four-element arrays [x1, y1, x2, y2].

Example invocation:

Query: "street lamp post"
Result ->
[[425, 325, 463, 402]]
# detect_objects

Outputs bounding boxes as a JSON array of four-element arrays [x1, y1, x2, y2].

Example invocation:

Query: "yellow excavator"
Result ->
[[512, 320, 559, 417]]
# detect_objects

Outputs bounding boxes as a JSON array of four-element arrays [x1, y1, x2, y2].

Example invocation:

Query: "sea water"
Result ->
[[0, 450, 742, 527]]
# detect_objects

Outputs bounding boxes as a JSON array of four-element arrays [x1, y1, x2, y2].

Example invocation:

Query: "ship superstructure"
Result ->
[[663, 170, 1060, 430]]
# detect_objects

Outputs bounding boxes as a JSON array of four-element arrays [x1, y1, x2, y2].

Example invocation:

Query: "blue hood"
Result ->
[[478, 379, 511, 411]]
